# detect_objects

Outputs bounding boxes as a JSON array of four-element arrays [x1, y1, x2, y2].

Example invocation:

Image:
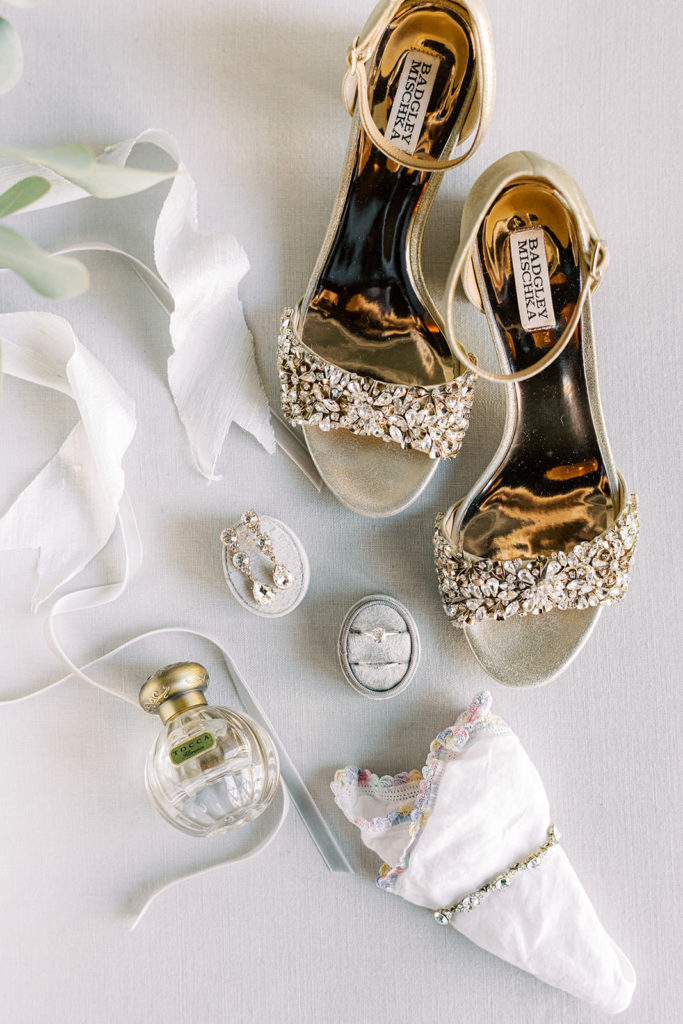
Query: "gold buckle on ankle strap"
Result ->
[[589, 238, 610, 284]]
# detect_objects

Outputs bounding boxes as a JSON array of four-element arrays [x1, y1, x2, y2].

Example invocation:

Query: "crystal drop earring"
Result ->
[[240, 510, 296, 591], [220, 523, 276, 607]]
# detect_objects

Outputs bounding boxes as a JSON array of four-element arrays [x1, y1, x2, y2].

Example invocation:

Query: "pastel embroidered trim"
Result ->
[[434, 494, 639, 627], [331, 692, 509, 889], [331, 768, 424, 835], [278, 308, 476, 460]]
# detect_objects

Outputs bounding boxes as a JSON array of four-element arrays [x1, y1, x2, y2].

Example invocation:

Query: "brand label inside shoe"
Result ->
[[384, 50, 441, 155], [510, 228, 557, 332]]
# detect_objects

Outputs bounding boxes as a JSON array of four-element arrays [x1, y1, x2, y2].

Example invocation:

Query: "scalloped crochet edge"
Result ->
[[331, 692, 509, 885]]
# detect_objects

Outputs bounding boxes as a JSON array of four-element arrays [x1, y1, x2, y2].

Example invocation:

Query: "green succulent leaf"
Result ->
[[0, 225, 89, 298], [66, 159, 176, 199], [0, 176, 51, 217], [0, 18, 24, 95], [0, 142, 95, 176], [0, 142, 175, 198]]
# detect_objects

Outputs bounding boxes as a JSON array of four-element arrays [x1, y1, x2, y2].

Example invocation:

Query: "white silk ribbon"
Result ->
[[0, 315, 347, 921], [0, 311, 136, 608], [0, 351, 348, 927], [102, 129, 275, 479], [0, 139, 339, 922], [0, 129, 322, 487], [1, 490, 351, 924]]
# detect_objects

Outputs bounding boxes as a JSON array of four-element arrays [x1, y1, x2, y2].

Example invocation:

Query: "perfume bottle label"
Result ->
[[510, 228, 557, 332], [384, 50, 441, 155], [170, 731, 215, 765]]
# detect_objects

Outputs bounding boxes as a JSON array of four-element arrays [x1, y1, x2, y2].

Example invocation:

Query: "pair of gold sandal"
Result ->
[[277, 0, 638, 687]]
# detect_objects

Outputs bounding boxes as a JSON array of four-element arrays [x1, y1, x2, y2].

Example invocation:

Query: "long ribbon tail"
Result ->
[[130, 783, 291, 931], [221, 652, 351, 873], [270, 412, 323, 492], [1, 488, 350, 920]]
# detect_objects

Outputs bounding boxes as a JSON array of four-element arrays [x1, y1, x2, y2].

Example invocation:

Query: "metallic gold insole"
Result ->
[[302, 1, 476, 386], [459, 181, 616, 560]]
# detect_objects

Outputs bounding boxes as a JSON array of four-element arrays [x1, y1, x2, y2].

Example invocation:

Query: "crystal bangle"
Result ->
[[433, 824, 560, 925]]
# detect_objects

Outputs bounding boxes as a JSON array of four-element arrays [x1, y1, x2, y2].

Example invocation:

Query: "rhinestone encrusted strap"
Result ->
[[434, 494, 639, 627], [278, 309, 476, 460], [433, 824, 560, 925]]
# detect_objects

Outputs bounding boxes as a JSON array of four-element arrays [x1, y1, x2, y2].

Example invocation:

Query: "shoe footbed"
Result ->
[[302, 0, 476, 387], [303, 424, 439, 517], [464, 605, 602, 688], [456, 180, 617, 561]]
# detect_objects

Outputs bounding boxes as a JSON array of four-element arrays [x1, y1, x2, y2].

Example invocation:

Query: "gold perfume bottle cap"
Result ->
[[139, 662, 210, 724]]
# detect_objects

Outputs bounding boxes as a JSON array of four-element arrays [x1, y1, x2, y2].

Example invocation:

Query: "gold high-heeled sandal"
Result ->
[[434, 151, 639, 686], [278, 0, 495, 517]]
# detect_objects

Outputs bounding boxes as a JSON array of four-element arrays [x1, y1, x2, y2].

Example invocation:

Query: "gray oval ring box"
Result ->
[[338, 595, 420, 699]]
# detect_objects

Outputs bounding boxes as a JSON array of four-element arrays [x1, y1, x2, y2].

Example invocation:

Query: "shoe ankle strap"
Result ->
[[342, 0, 494, 173], [444, 200, 610, 384]]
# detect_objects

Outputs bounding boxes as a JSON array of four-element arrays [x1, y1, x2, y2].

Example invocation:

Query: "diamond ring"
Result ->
[[355, 627, 401, 644]]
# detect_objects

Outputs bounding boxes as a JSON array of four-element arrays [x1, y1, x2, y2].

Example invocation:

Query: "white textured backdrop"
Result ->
[[0, 1, 680, 1022]]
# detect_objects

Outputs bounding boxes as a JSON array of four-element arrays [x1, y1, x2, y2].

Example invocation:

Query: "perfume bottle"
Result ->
[[139, 662, 280, 837]]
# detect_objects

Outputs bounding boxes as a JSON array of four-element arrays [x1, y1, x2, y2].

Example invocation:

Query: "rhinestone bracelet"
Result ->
[[433, 824, 560, 925]]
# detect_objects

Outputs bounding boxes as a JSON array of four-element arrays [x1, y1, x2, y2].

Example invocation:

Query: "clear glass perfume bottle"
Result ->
[[139, 662, 280, 837]]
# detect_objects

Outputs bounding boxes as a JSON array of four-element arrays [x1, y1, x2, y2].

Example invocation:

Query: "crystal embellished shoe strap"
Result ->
[[278, 309, 476, 460], [434, 492, 639, 626], [433, 824, 560, 925]]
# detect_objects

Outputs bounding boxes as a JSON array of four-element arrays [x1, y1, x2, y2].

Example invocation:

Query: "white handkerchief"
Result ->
[[332, 692, 635, 1014]]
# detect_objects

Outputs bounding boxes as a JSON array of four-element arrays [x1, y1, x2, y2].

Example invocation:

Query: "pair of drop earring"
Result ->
[[220, 510, 295, 607]]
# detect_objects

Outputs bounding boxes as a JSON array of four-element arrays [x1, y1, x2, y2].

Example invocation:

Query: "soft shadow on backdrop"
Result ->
[[0, 2, 680, 1023]]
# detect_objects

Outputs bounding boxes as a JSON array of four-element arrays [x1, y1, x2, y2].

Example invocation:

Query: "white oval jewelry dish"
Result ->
[[221, 510, 310, 618]]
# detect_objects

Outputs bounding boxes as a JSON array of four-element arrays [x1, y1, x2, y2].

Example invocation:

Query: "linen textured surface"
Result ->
[[0, 1, 680, 1023]]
